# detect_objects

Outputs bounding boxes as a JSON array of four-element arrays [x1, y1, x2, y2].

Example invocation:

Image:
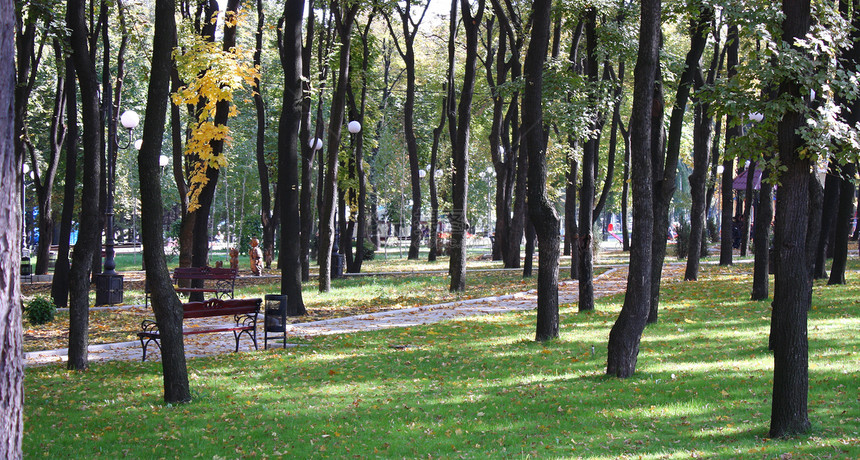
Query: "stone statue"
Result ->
[[249, 238, 263, 276], [229, 247, 240, 270]]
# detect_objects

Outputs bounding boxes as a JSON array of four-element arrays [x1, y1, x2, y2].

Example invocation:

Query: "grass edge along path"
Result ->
[[23, 263, 859, 458]]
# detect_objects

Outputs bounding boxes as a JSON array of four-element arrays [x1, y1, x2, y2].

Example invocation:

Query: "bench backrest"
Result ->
[[173, 266, 238, 281], [182, 298, 261, 319]]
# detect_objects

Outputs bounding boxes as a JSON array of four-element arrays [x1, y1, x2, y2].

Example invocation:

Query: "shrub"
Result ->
[[675, 221, 691, 260], [707, 216, 720, 243], [359, 240, 376, 261], [26, 296, 56, 325]]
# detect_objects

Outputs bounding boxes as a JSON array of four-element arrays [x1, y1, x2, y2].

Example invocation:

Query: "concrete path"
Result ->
[[24, 266, 642, 366]]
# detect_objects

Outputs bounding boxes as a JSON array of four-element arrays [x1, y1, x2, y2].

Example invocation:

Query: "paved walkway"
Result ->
[[25, 266, 642, 366]]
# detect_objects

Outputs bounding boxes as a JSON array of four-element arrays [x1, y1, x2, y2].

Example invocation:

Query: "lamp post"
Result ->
[[331, 121, 361, 278], [22, 162, 30, 255], [96, 109, 139, 306]]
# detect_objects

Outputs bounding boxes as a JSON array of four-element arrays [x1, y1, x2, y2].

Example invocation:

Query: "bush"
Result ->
[[359, 240, 376, 261], [675, 221, 691, 260], [26, 296, 56, 325], [707, 216, 720, 243]]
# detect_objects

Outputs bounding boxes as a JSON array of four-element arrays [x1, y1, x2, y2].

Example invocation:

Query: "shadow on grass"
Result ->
[[23, 263, 860, 458]]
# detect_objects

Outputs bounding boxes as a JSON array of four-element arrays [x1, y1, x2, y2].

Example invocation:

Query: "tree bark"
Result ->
[[649, 6, 710, 322], [384, 2, 431, 260], [51, 61, 78, 308], [32, 43, 65, 276], [751, 174, 773, 300], [67, 0, 103, 370], [346, 17, 373, 274], [720, 25, 740, 266], [769, 0, 812, 438], [828, 163, 855, 285], [0, 0, 24, 450], [449, 0, 485, 292], [524, 0, 559, 342], [578, 7, 600, 312], [813, 164, 839, 278], [607, 0, 659, 378], [278, 0, 307, 314], [139, 0, 191, 403], [255, 0, 279, 270], [684, 95, 712, 281], [319, 2, 357, 292]]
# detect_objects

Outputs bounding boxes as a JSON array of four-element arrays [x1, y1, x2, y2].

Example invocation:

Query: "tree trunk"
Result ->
[[51, 61, 78, 308], [566, 151, 579, 278], [190, 0, 240, 294], [739, 160, 757, 257], [319, 2, 357, 292], [33, 43, 66, 276], [649, 6, 710, 323], [828, 163, 855, 284], [169, 67, 193, 280], [720, 25, 740, 266], [524, 0, 559, 342], [67, 0, 103, 370], [449, 0, 485, 292], [278, 0, 307, 315], [621, 125, 630, 252], [254, 0, 279, 270], [300, 2, 329, 281], [751, 173, 773, 300], [607, 0, 659, 378], [138, 0, 191, 403], [684, 96, 712, 281], [347, 17, 373, 274], [814, 162, 839, 278], [578, 7, 600, 312], [769, 0, 812, 438], [806, 173, 824, 283], [523, 220, 535, 278], [0, 0, 24, 449]]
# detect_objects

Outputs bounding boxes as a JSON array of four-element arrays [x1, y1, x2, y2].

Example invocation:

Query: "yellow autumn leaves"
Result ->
[[171, 19, 258, 212]]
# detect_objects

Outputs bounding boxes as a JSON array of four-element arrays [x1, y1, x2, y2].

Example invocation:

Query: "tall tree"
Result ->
[[51, 59, 78, 308], [318, 0, 358, 292], [769, 0, 812, 438], [300, 3, 333, 281], [719, 24, 739, 266], [66, 0, 103, 370], [139, 0, 191, 403], [0, 0, 24, 450], [384, 0, 431, 260], [649, 3, 710, 322], [345, 14, 374, 273], [607, 0, 660, 378], [577, 7, 601, 312], [254, 0, 279, 269], [524, 0, 559, 341], [449, 0, 486, 292], [190, 0, 240, 284], [27, 43, 65, 276], [491, 0, 525, 270], [828, 0, 860, 286], [278, 0, 307, 315], [685, 16, 719, 281], [751, 170, 773, 300]]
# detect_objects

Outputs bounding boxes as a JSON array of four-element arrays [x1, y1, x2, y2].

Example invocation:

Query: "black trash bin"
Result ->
[[264, 294, 288, 349]]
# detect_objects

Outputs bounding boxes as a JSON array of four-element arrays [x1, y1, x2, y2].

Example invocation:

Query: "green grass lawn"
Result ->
[[23, 263, 859, 458]]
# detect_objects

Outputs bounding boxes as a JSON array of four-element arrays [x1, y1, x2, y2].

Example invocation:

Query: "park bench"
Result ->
[[137, 297, 261, 361], [173, 266, 238, 299], [145, 266, 238, 308]]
